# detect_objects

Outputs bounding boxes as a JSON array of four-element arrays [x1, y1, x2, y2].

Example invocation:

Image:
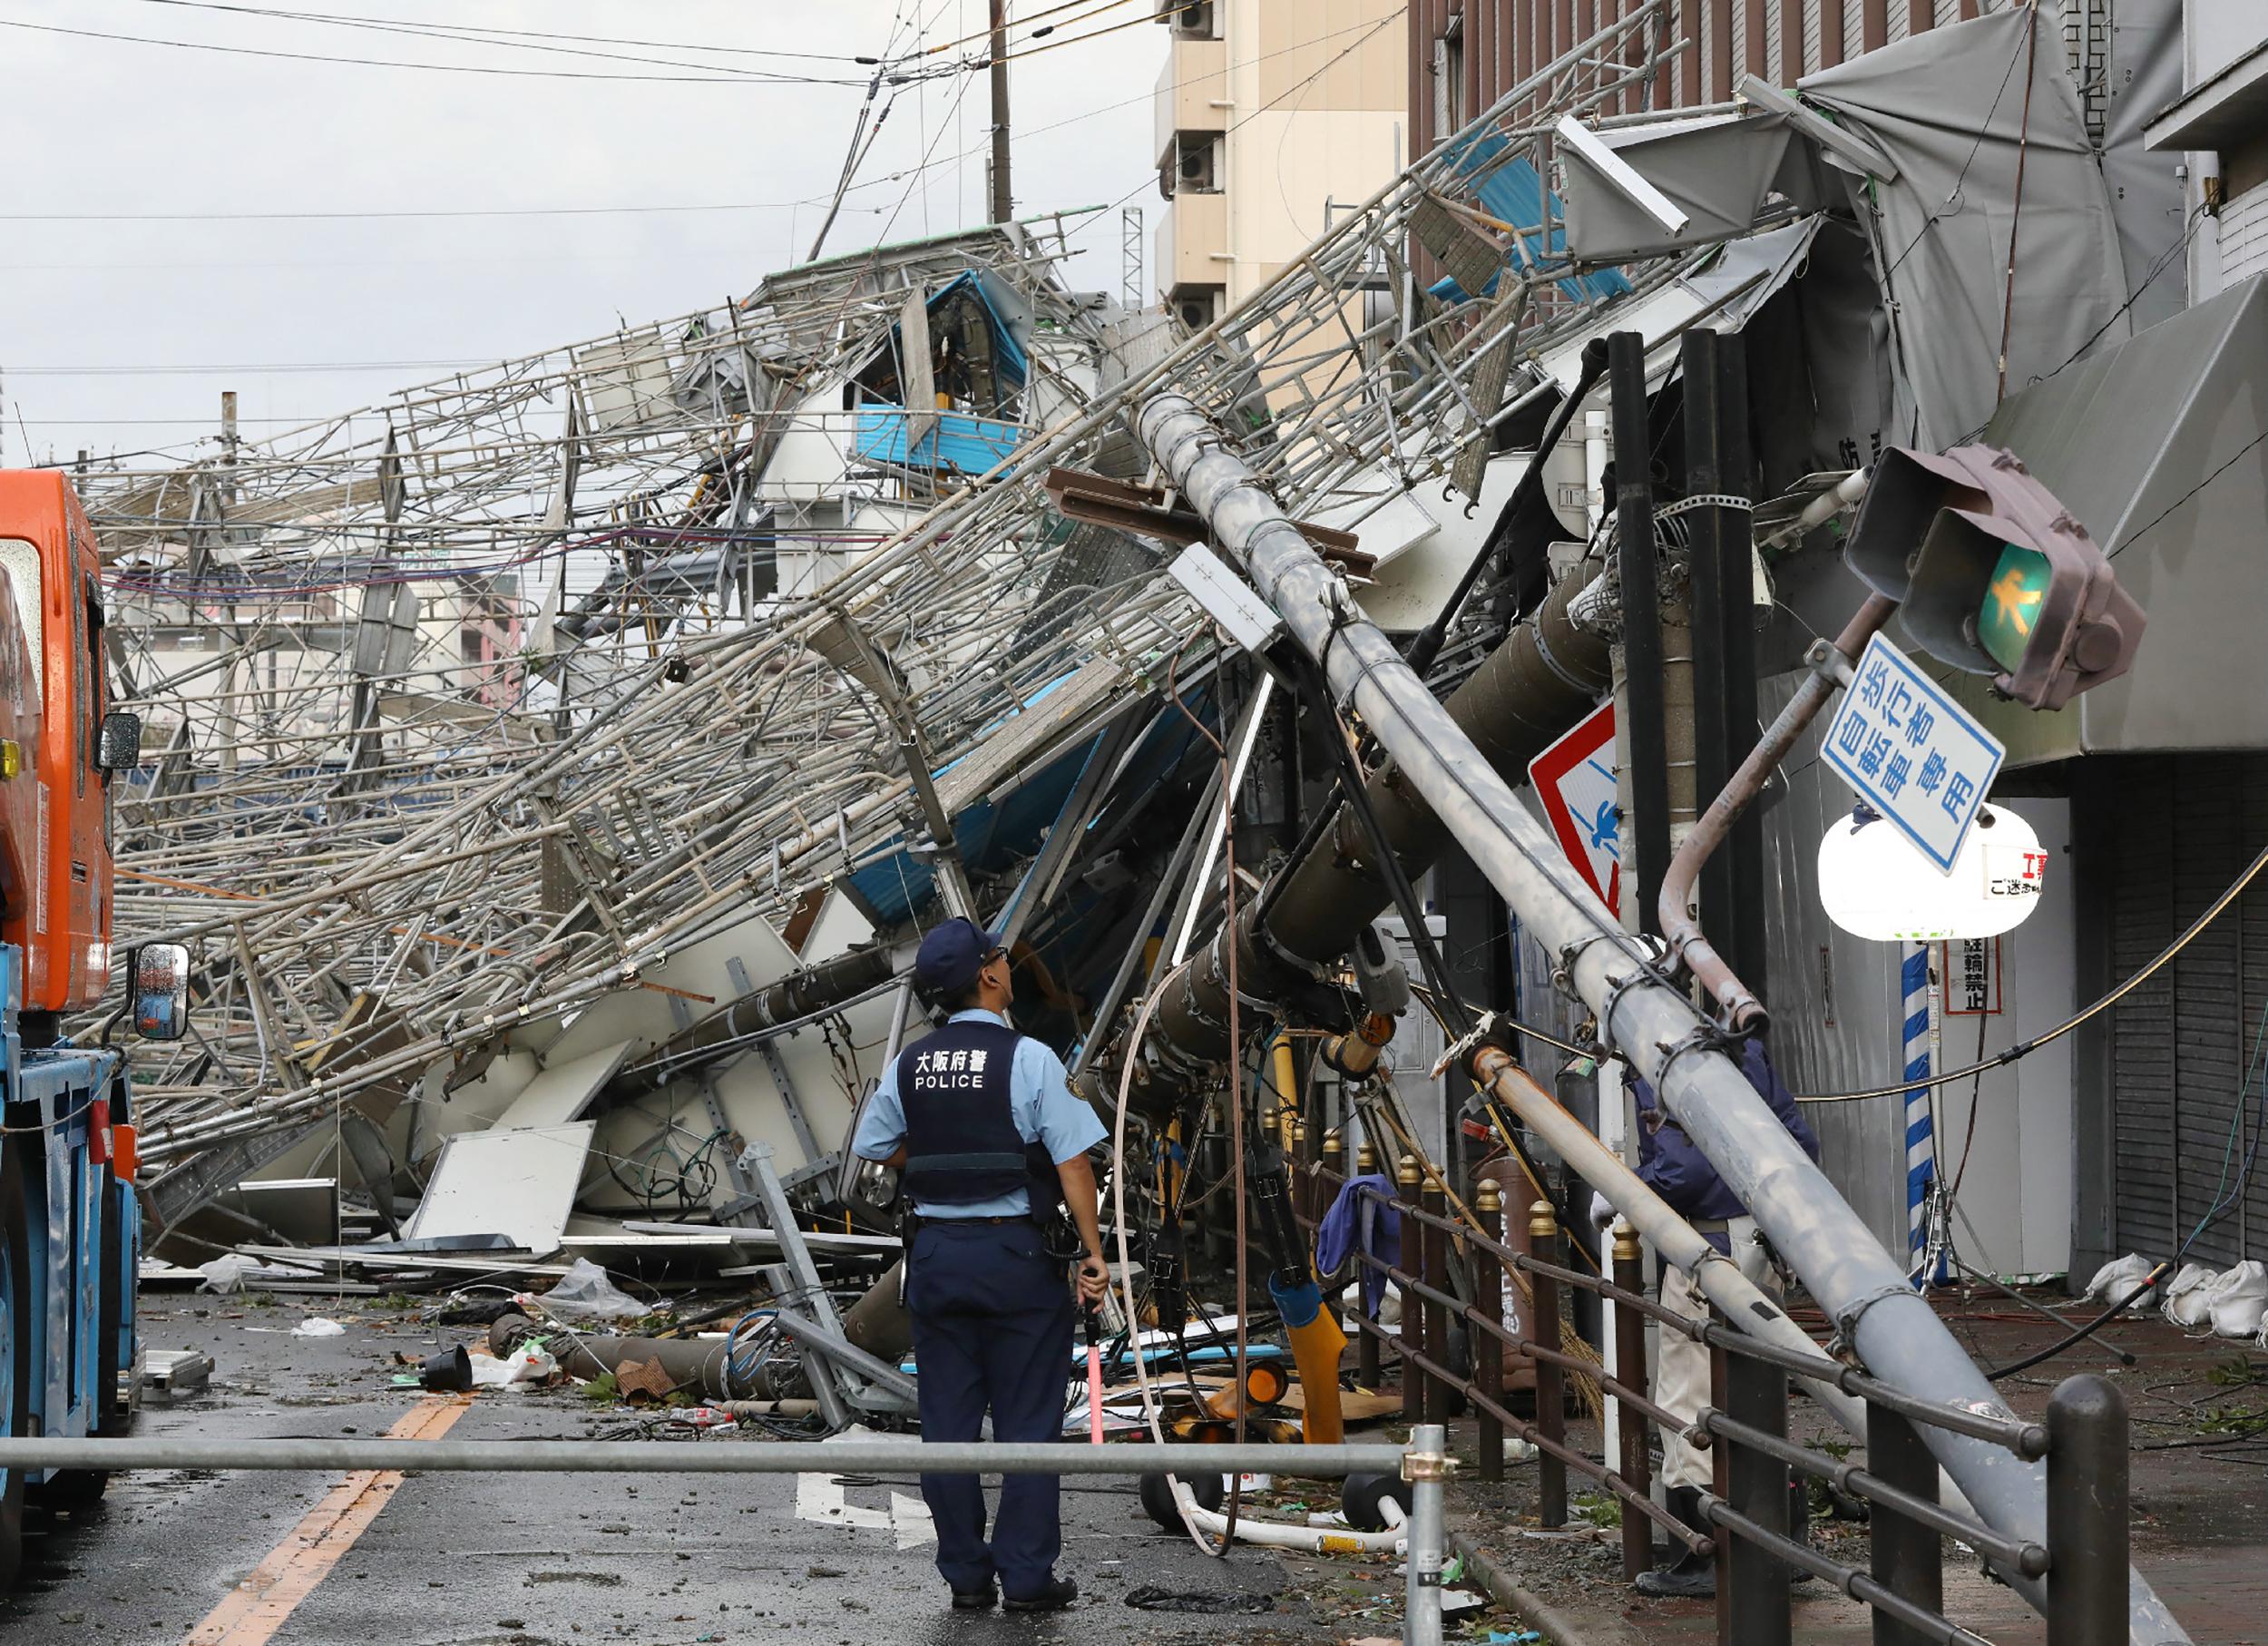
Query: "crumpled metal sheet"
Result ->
[[1801, 6, 2131, 449]]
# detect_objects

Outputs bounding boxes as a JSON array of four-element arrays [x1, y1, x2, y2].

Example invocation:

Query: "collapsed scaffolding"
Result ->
[[71, 3, 2190, 1638]]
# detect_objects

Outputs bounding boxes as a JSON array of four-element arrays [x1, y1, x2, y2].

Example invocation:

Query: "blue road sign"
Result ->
[[1822, 633, 2005, 874]]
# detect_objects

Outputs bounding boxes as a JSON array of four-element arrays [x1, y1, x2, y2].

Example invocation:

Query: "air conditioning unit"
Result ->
[[1171, 2, 1216, 39], [1177, 134, 1216, 193], [1174, 288, 1223, 333]]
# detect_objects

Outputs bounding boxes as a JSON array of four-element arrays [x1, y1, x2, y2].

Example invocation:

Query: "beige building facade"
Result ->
[[1153, 0, 1407, 329]]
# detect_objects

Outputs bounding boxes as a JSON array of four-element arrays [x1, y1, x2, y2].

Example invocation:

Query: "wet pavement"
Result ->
[[2, 1296, 1348, 1646]]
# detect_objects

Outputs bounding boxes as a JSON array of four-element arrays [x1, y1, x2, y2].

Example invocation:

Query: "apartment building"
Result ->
[[1153, 0, 1407, 331]]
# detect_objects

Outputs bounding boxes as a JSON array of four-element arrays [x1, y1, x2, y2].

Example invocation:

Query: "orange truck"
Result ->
[[0, 470, 187, 1585]]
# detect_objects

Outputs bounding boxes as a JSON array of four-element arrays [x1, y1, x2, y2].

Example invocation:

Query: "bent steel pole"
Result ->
[[1134, 391, 2185, 1643]]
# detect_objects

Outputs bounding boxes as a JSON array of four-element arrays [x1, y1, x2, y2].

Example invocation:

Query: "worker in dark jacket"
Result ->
[[853, 917, 1110, 1615], [1590, 1037, 1819, 1599]]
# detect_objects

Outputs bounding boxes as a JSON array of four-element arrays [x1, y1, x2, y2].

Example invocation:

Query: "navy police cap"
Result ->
[[913, 916, 1003, 996]]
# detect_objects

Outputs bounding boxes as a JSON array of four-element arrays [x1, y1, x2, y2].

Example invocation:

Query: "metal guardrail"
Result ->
[[1288, 1133, 2130, 1646], [0, 1428, 1450, 1645]]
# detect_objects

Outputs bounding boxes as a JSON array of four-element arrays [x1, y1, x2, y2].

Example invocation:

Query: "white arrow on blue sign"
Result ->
[[1822, 632, 2006, 874]]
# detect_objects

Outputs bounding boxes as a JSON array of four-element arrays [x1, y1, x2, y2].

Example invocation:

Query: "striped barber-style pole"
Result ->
[[1902, 942, 1938, 1280]]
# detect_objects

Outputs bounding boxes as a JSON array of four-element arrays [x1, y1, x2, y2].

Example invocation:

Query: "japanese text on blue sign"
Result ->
[[1822, 633, 2006, 874]]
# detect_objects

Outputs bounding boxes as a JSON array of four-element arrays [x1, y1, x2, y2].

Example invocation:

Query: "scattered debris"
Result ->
[[1123, 1586, 1276, 1613], [142, 1349, 213, 1397], [535, 1259, 647, 1320]]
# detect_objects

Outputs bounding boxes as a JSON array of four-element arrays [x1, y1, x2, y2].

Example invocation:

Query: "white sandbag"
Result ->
[[2164, 1263, 2227, 1329], [2082, 1252, 2153, 1300], [198, 1254, 256, 1295], [2207, 1260, 2267, 1338]]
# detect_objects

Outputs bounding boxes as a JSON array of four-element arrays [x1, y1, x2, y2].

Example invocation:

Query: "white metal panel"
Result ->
[[1765, 0, 1784, 80], [494, 1041, 636, 1131], [1843, 0, 1865, 57], [1932, 800, 2075, 1279], [1890, 0, 1912, 43], [798, 887, 877, 963], [405, 1122, 596, 1252], [1804, 0, 1823, 73]]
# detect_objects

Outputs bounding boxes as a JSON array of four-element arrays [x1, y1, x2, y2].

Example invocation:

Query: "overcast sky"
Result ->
[[0, 0, 1158, 470]]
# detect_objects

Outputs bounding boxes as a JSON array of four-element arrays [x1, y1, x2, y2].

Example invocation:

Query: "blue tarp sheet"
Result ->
[[1428, 133, 1630, 306], [855, 269, 1031, 472], [852, 408, 1022, 473]]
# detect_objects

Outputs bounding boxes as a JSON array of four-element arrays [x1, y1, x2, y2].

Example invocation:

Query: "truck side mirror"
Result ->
[[127, 943, 190, 1042], [98, 710, 142, 773]]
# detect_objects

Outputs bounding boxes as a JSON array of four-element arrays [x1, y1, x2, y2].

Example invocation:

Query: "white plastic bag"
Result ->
[[533, 1258, 644, 1320], [2082, 1252, 2152, 1301], [290, 1317, 347, 1338], [2207, 1260, 2267, 1338], [198, 1254, 256, 1295], [468, 1344, 558, 1388], [2164, 1263, 2226, 1328]]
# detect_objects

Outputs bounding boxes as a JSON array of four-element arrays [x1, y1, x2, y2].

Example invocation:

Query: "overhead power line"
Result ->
[[0, 198, 853, 223], [5, 358, 492, 376], [113, 0, 875, 65], [0, 15, 868, 84]]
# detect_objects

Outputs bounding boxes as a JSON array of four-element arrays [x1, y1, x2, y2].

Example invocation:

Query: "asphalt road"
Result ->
[[2, 1297, 1314, 1646]]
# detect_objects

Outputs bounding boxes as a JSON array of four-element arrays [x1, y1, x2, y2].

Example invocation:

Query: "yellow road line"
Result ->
[[184, 1395, 473, 1646]]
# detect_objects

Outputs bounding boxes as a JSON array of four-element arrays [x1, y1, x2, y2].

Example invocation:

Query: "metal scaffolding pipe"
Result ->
[[1133, 390, 2186, 1642]]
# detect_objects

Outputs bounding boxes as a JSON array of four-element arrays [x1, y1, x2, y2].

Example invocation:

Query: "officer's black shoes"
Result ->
[[950, 1582, 999, 1611], [1002, 1575, 1079, 1612], [1635, 1485, 1716, 1599]]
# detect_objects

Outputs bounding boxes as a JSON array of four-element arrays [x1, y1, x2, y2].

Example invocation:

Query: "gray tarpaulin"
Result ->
[[1559, 111, 1833, 263], [2097, 0, 2188, 333], [1801, 5, 2131, 451]]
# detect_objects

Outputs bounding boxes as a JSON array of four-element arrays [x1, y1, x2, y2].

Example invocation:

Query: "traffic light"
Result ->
[[1843, 445, 2146, 710]]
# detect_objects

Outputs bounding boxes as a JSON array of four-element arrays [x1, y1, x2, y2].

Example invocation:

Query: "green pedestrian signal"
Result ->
[[1842, 445, 2145, 711], [1979, 543, 2051, 674]]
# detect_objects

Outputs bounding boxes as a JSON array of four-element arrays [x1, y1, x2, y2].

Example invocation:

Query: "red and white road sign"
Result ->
[[1528, 701, 1620, 916]]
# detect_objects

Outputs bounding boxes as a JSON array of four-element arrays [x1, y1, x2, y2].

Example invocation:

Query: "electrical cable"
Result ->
[[1984, 993, 2268, 1380], [0, 14, 868, 83], [1796, 838, 2268, 1102], [113, 0, 875, 64]]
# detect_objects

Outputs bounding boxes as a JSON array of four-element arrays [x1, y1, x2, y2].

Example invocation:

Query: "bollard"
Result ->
[[1403, 1422, 1450, 1646], [1529, 1200, 1566, 1527], [1867, 1404, 1943, 1646], [1611, 1220, 1651, 1583], [1420, 1170, 1452, 1426], [1356, 1142, 1382, 1388], [2045, 1375, 2127, 1646], [1720, 1342, 1793, 1646], [1397, 1155, 1425, 1423], [1475, 1181, 1506, 1483]]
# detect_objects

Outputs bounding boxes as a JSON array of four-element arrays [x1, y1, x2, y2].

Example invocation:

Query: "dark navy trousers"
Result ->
[[905, 1218, 1074, 1597]]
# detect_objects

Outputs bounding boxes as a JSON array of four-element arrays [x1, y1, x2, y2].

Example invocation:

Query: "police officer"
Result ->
[[1590, 1037, 1820, 1598], [852, 917, 1110, 1614]]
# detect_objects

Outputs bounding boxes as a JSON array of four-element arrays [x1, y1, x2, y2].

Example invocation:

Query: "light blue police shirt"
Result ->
[[852, 1009, 1108, 1219]]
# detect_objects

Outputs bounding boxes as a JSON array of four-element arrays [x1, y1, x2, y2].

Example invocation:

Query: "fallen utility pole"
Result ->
[[1131, 390, 2189, 1642], [1083, 507, 1614, 1107]]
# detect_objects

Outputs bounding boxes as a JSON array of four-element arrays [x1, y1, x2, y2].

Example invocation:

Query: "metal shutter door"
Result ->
[[2110, 757, 2178, 1258], [2169, 757, 2247, 1267], [2109, 753, 2268, 1265]]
